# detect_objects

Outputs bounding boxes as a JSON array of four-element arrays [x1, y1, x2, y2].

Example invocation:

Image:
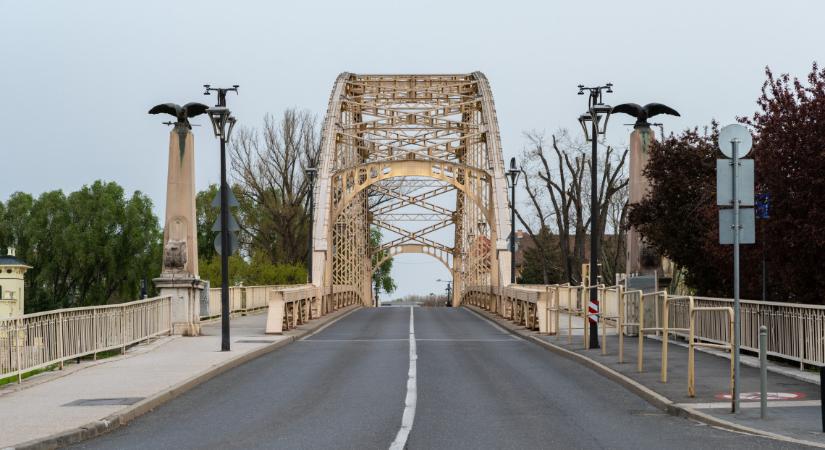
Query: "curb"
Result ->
[[10, 306, 361, 450], [464, 306, 824, 449]]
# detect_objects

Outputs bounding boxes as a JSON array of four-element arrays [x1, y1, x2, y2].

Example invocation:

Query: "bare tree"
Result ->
[[518, 129, 628, 284], [230, 109, 321, 265]]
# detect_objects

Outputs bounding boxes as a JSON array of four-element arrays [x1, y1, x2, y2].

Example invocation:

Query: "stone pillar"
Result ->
[[153, 125, 204, 336], [626, 126, 655, 275]]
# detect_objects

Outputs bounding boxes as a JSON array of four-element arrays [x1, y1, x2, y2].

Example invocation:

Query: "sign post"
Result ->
[[716, 124, 754, 414]]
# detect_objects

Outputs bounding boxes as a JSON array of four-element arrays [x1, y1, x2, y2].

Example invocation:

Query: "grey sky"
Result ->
[[1, 0, 821, 299]]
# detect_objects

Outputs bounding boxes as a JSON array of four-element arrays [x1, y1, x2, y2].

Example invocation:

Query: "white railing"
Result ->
[[265, 284, 361, 334], [679, 296, 825, 368], [464, 283, 825, 368], [203, 285, 294, 319], [0, 296, 172, 382]]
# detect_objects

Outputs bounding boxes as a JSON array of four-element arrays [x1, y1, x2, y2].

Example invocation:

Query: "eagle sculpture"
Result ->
[[610, 103, 680, 128], [148, 102, 209, 129]]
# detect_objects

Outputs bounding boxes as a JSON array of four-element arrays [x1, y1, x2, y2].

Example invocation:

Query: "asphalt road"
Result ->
[[72, 307, 806, 450]]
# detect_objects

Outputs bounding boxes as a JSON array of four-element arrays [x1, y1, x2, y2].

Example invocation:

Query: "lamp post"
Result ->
[[205, 84, 238, 352], [507, 157, 521, 284], [305, 167, 317, 284], [436, 278, 452, 307], [577, 83, 613, 350]]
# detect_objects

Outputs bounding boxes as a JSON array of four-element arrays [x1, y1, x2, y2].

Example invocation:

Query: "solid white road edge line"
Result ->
[[389, 306, 417, 450]]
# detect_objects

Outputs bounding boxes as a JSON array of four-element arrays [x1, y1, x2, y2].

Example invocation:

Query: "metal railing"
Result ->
[[265, 284, 360, 334], [0, 296, 172, 382], [687, 296, 825, 369], [204, 285, 294, 319], [464, 283, 825, 370]]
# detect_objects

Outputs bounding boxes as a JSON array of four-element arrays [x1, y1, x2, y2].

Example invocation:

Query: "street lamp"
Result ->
[[436, 278, 452, 307], [205, 84, 239, 352], [305, 167, 317, 284], [577, 83, 613, 350], [507, 157, 521, 284]]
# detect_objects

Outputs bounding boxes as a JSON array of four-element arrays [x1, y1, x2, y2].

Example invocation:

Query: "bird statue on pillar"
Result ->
[[610, 103, 680, 129], [149, 101, 208, 336], [149, 102, 209, 160], [611, 102, 679, 275], [148, 102, 209, 129]]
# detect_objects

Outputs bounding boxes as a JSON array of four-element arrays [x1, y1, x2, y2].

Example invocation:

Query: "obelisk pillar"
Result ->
[[626, 126, 655, 275], [153, 124, 204, 336]]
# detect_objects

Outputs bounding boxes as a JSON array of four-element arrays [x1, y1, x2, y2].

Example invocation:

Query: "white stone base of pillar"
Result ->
[[153, 274, 205, 336]]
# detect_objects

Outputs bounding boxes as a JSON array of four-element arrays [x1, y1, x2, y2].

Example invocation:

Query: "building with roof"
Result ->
[[0, 247, 32, 318]]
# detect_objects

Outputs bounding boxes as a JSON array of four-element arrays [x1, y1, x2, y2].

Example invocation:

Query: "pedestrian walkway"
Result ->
[[0, 308, 354, 449], [472, 306, 825, 447]]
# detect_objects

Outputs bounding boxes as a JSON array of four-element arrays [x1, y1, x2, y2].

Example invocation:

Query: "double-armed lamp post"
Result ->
[[577, 83, 613, 350], [205, 84, 238, 352]]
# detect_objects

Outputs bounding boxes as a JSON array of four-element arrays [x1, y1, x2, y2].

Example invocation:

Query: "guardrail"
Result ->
[[0, 296, 172, 383], [464, 283, 825, 375], [685, 296, 825, 369], [204, 285, 294, 319], [265, 284, 360, 334]]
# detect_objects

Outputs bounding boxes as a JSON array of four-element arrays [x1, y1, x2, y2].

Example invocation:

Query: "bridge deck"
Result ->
[[65, 308, 801, 449]]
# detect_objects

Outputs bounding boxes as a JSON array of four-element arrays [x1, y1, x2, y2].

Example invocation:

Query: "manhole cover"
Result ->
[[63, 397, 144, 406], [236, 339, 277, 344], [715, 392, 806, 401]]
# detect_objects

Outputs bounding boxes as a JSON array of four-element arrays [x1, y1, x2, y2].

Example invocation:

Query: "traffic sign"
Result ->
[[719, 208, 755, 244], [212, 214, 241, 232], [211, 189, 240, 208], [214, 232, 239, 255], [755, 193, 770, 219], [718, 124, 753, 158], [716, 159, 754, 206]]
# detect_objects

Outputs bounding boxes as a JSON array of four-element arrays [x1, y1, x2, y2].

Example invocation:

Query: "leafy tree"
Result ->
[[195, 183, 220, 262], [517, 227, 563, 284], [370, 227, 396, 295], [195, 183, 308, 288], [1, 181, 161, 312], [743, 63, 825, 303], [626, 127, 728, 296], [628, 62, 825, 303], [198, 254, 306, 287]]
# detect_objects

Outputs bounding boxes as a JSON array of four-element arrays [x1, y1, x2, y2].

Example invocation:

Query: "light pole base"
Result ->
[[589, 322, 600, 349]]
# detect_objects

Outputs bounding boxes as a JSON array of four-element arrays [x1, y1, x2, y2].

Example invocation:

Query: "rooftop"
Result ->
[[0, 255, 30, 266]]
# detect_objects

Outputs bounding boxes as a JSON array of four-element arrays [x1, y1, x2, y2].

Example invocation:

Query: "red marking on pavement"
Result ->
[[715, 392, 806, 401]]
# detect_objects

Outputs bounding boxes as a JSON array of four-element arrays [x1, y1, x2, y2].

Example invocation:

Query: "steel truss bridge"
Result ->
[[311, 73, 512, 307]]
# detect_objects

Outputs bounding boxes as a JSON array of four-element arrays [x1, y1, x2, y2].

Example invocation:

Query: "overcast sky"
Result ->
[[1, 0, 821, 299]]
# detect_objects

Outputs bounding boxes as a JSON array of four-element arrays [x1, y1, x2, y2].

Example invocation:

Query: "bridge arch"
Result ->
[[310, 73, 512, 307], [372, 244, 452, 273]]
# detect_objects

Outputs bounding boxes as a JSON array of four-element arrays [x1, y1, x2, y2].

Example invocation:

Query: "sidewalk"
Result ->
[[470, 306, 825, 448], [0, 307, 356, 449]]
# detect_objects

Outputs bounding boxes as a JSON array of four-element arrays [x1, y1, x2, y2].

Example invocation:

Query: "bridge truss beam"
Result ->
[[312, 73, 511, 307]]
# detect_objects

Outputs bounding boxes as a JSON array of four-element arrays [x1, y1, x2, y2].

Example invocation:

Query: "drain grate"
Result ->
[[63, 397, 144, 407], [236, 339, 277, 344]]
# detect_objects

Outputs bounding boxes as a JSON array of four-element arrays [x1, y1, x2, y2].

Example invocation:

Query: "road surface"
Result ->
[[73, 307, 804, 449]]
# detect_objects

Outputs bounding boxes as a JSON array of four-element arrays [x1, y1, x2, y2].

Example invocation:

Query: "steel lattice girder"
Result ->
[[312, 73, 512, 306]]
